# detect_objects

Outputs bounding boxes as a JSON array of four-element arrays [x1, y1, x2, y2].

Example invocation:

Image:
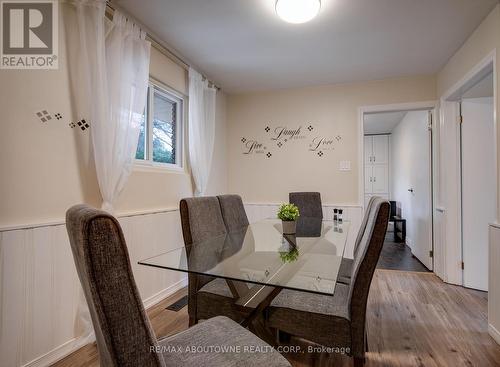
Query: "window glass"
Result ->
[[135, 112, 146, 160], [152, 91, 176, 164]]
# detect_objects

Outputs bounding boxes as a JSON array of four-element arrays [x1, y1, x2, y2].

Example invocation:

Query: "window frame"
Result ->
[[134, 78, 186, 172]]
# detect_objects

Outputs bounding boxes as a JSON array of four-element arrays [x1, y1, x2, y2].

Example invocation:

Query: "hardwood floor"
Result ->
[[52, 270, 500, 367], [377, 235, 430, 273]]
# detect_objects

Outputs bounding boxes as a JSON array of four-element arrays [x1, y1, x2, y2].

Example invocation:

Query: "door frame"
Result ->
[[358, 101, 437, 270], [440, 49, 498, 286]]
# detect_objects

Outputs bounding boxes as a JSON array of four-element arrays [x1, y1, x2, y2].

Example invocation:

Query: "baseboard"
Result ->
[[143, 277, 188, 309], [489, 323, 500, 345], [22, 278, 188, 367], [405, 237, 413, 250], [22, 337, 89, 367]]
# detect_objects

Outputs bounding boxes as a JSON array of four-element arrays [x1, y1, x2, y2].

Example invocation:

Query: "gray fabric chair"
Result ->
[[338, 196, 378, 284], [266, 198, 390, 367], [218, 194, 249, 232], [66, 204, 290, 367], [180, 197, 249, 326], [289, 192, 323, 218]]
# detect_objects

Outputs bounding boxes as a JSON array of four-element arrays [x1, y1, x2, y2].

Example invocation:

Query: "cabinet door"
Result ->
[[364, 136, 373, 164], [372, 135, 389, 164], [364, 166, 373, 193], [372, 165, 388, 193]]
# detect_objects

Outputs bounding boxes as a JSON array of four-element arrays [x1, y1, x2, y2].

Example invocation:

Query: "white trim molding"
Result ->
[[439, 50, 498, 287], [0, 207, 180, 233], [357, 101, 437, 210], [489, 223, 500, 346], [142, 278, 188, 310]]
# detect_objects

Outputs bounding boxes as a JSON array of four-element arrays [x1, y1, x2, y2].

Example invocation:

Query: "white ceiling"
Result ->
[[116, 0, 498, 93], [364, 111, 407, 134]]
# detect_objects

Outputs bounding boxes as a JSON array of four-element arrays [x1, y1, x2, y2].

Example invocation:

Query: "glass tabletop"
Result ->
[[139, 218, 350, 297]]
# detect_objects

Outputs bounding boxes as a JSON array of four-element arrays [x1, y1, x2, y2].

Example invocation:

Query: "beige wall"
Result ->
[[226, 76, 436, 205], [0, 6, 227, 228]]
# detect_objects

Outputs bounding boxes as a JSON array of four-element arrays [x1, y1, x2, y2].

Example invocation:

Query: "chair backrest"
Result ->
[[347, 198, 390, 356], [217, 194, 249, 232], [179, 197, 228, 315], [289, 192, 323, 219], [353, 196, 377, 258], [66, 205, 164, 367], [180, 197, 228, 247]]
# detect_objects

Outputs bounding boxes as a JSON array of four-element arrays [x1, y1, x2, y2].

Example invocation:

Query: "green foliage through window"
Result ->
[[135, 83, 182, 167]]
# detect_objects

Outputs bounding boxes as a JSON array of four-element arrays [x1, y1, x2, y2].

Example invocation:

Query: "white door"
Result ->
[[461, 97, 495, 291], [365, 166, 373, 193], [372, 165, 388, 193], [372, 135, 389, 164], [390, 111, 433, 270], [409, 113, 433, 270], [364, 136, 373, 164]]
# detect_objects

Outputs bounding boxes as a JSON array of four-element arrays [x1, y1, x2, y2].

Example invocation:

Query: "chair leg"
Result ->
[[277, 329, 291, 343], [189, 316, 197, 327], [365, 333, 369, 352], [353, 357, 365, 367]]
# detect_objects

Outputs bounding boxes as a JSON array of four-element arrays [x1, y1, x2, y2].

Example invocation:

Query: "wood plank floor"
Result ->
[[377, 235, 430, 273], [52, 270, 500, 367]]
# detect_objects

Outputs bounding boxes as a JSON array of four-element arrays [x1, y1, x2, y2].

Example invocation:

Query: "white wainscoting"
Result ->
[[489, 224, 500, 345], [244, 203, 363, 259], [0, 209, 187, 367]]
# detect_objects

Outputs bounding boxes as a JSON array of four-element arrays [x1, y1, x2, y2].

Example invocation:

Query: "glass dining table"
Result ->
[[139, 217, 350, 340]]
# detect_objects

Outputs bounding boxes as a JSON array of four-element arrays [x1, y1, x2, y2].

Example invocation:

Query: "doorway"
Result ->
[[460, 73, 495, 291], [439, 53, 497, 290], [361, 105, 435, 271]]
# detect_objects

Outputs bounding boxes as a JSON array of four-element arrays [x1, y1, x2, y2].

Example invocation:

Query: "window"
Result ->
[[135, 81, 184, 169]]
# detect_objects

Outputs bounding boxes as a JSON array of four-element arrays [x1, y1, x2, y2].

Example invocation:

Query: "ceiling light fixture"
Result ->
[[275, 0, 321, 24]]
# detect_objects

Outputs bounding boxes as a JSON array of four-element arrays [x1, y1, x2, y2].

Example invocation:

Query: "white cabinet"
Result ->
[[372, 135, 389, 164], [364, 165, 388, 193], [364, 134, 389, 195], [364, 136, 373, 164], [372, 165, 388, 193], [365, 135, 389, 164]]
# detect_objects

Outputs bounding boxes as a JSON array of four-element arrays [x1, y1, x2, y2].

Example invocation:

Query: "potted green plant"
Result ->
[[277, 203, 300, 234]]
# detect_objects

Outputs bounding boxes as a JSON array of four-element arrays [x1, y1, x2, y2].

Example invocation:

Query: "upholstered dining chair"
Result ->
[[180, 197, 250, 326], [337, 195, 378, 284], [265, 197, 390, 367], [66, 204, 290, 367], [217, 194, 249, 232], [289, 192, 323, 218]]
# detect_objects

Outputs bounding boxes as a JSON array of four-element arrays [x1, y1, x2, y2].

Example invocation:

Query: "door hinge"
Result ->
[[461, 261, 465, 270], [429, 250, 433, 258], [458, 115, 463, 124]]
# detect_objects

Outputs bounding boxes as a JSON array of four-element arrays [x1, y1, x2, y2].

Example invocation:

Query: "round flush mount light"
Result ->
[[275, 0, 321, 24]]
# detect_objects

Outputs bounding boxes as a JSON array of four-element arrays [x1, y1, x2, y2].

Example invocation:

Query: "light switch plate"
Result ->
[[339, 161, 351, 171]]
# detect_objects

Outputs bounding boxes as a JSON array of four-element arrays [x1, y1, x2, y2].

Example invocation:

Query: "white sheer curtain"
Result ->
[[72, 0, 150, 212], [188, 68, 216, 196], [68, 0, 150, 342]]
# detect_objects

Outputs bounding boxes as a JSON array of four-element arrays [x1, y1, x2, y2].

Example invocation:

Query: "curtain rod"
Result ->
[[105, 1, 221, 91]]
